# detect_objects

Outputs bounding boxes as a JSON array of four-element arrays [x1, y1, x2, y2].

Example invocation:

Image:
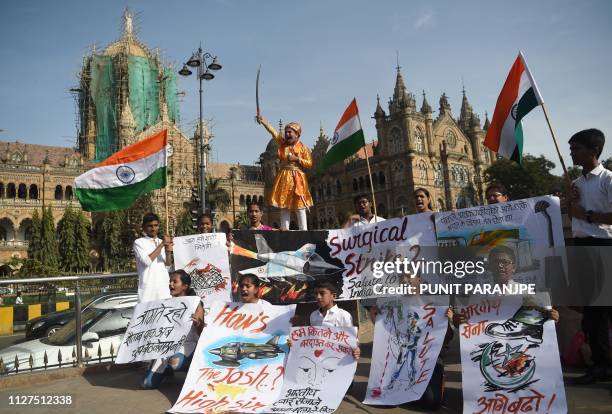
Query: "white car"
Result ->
[[0, 295, 137, 375]]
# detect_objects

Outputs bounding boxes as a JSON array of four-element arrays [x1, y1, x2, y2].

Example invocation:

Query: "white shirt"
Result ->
[[310, 304, 353, 327], [351, 215, 386, 227], [133, 236, 171, 303], [571, 164, 612, 238]]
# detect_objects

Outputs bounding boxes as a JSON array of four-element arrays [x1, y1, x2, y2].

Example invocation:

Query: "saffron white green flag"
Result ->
[[484, 52, 544, 162], [74, 129, 168, 212], [319, 98, 366, 171]]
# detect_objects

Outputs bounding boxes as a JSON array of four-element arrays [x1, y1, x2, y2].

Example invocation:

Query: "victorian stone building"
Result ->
[[0, 12, 264, 274], [282, 67, 495, 229]]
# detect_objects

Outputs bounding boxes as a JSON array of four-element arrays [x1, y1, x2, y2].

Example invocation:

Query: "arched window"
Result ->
[[246, 195, 251, 205], [258, 196, 264, 205], [352, 179, 358, 191], [372, 174, 378, 187], [325, 183, 331, 197], [336, 180, 342, 195], [0, 183, 4, 198], [65, 186, 73, 200], [358, 177, 364, 190], [54, 185, 63, 200], [28, 184, 38, 200], [365, 176, 371, 188], [418, 160, 428, 181], [433, 164, 443, 186], [415, 128, 424, 152], [379, 172, 386, 187], [389, 127, 403, 154], [239, 195, 245, 206], [393, 161, 404, 182], [18, 184, 27, 199], [7, 183, 16, 198]]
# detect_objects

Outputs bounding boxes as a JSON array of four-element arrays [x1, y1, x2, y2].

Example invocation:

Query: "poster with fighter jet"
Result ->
[[174, 233, 231, 304], [169, 301, 296, 414], [435, 196, 566, 288], [326, 213, 438, 300], [268, 325, 358, 413], [231, 230, 344, 304], [457, 295, 567, 413], [363, 295, 449, 406]]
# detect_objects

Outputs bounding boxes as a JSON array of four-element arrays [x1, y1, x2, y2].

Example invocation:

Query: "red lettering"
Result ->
[[415, 368, 431, 384]]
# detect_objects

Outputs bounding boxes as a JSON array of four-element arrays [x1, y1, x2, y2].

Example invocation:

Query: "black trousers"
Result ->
[[573, 237, 612, 367]]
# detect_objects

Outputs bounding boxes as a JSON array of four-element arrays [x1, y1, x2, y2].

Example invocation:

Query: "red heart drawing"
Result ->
[[314, 349, 323, 358]]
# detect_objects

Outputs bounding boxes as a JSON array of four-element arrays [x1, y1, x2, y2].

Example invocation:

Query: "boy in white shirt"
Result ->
[[310, 281, 360, 359], [133, 213, 173, 303]]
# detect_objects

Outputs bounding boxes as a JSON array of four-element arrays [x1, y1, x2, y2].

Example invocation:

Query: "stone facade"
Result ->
[[260, 67, 495, 229], [0, 12, 264, 273]]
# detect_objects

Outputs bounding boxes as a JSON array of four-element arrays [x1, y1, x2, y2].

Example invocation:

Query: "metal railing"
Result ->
[[0, 272, 137, 374]]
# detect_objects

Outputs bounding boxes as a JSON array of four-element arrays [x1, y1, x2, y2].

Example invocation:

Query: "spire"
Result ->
[[459, 86, 473, 123], [319, 121, 324, 137], [278, 119, 283, 133], [392, 64, 409, 105], [420, 90, 432, 114], [483, 111, 490, 130], [439, 93, 452, 116], [375, 94, 386, 118]]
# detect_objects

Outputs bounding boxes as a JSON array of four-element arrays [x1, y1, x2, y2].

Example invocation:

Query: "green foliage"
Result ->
[[27, 209, 42, 262], [602, 156, 612, 170], [73, 210, 91, 272], [205, 177, 231, 213], [234, 211, 250, 230], [484, 154, 563, 200], [175, 208, 196, 236], [97, 211, 128, 272], [39, 207, 59, 270], [57, 206, 77, 272]]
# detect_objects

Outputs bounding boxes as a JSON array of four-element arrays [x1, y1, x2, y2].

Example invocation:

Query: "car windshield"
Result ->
[[48, 307, 109, 346]]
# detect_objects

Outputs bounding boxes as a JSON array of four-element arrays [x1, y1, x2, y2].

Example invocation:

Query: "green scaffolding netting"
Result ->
[[164, 67, 179, 123], [90, 55, 118, 161], [128, 56, 160, 132]]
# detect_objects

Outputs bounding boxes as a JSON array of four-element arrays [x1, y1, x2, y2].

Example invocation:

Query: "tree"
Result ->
[[205, 177, 231, 213], [39, 207, 59, 270], [73, 210, 91, 273], [175, 208, 196, 236], [234, 211, 250, 230], [97, 211, 126, 272], [57, 206, 77, 272], [27, 209, 42, 262], [602, 156, 612, 170], [484, 154, 563, 200]]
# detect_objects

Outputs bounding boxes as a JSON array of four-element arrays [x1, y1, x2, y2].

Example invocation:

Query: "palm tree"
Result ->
[[205, 177, 231, 213]]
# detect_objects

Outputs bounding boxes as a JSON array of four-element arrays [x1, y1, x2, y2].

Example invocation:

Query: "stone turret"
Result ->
[[438, 93, 452, 117], [459, 88, 474, 133], [420, 90, 432, 115]]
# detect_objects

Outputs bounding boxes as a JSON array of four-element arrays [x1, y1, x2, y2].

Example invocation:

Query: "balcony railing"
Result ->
[[0, 240, 29, 247], [0, 272, 137, 376]]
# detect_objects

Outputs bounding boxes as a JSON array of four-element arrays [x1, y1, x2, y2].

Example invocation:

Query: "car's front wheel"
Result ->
[[45, 325, 61, 338]]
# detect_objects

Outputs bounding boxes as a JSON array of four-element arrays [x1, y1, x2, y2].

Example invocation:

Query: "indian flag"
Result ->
[[319, 98, 366, 171], [484, 52, 544, 162], [74, 130, 168, 212]]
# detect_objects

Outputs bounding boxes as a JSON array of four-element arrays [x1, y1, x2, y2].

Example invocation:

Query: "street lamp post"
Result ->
[[179, 46, 222, 215]]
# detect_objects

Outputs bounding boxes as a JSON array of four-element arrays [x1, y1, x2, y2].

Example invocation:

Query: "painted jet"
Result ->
[[209, 336, 284, 367], [235, 234, 342, 282]]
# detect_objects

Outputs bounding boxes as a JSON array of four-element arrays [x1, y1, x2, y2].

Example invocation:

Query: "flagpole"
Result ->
[[164, 137, 170, 236], [540, 103, 570, 178], [363, 143, 378, 221], [355, 106, 378, 222]]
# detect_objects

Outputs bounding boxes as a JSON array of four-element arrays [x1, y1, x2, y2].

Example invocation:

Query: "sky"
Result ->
[[1, 0, 611, 173]]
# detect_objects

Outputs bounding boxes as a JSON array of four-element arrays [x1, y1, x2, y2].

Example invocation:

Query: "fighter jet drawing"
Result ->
[[232, 234, 342, 282], [209, 336, 285, 367]]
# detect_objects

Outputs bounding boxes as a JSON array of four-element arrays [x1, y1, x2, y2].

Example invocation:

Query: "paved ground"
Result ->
[[1, 328, 611, 413]]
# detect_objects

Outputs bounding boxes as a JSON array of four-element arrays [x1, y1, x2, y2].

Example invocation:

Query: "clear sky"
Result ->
[[1, 0, 610, 173]]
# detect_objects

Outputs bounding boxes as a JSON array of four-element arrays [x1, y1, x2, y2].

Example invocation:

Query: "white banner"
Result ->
[[116, 296, 200, 363], [174, 233, 232, 303], [458, 295, 567, 413], [363, 295, 449, 405], [435, 196, 566, 287], [169, 301, 296, 413], [326, 214, 437, 300], [268, 326, 358, 413]]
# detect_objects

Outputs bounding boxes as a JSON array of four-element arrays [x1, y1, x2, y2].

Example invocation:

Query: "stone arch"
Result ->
[[65, 185, 74, 200], [258, 195, 264, 205], [0, 218, 15, 241], [0, 182, 4, 198], [418, 160, 428, 181], [54, 185, 63, 200], [239, 194, 245, 207], [0, 264, 12, 276], [415, 127, 425, 152], [7, 183, 16, 198], [18, 218, 32, 241], [219, 220, 231, 234], [28, 184, 38, 199]]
